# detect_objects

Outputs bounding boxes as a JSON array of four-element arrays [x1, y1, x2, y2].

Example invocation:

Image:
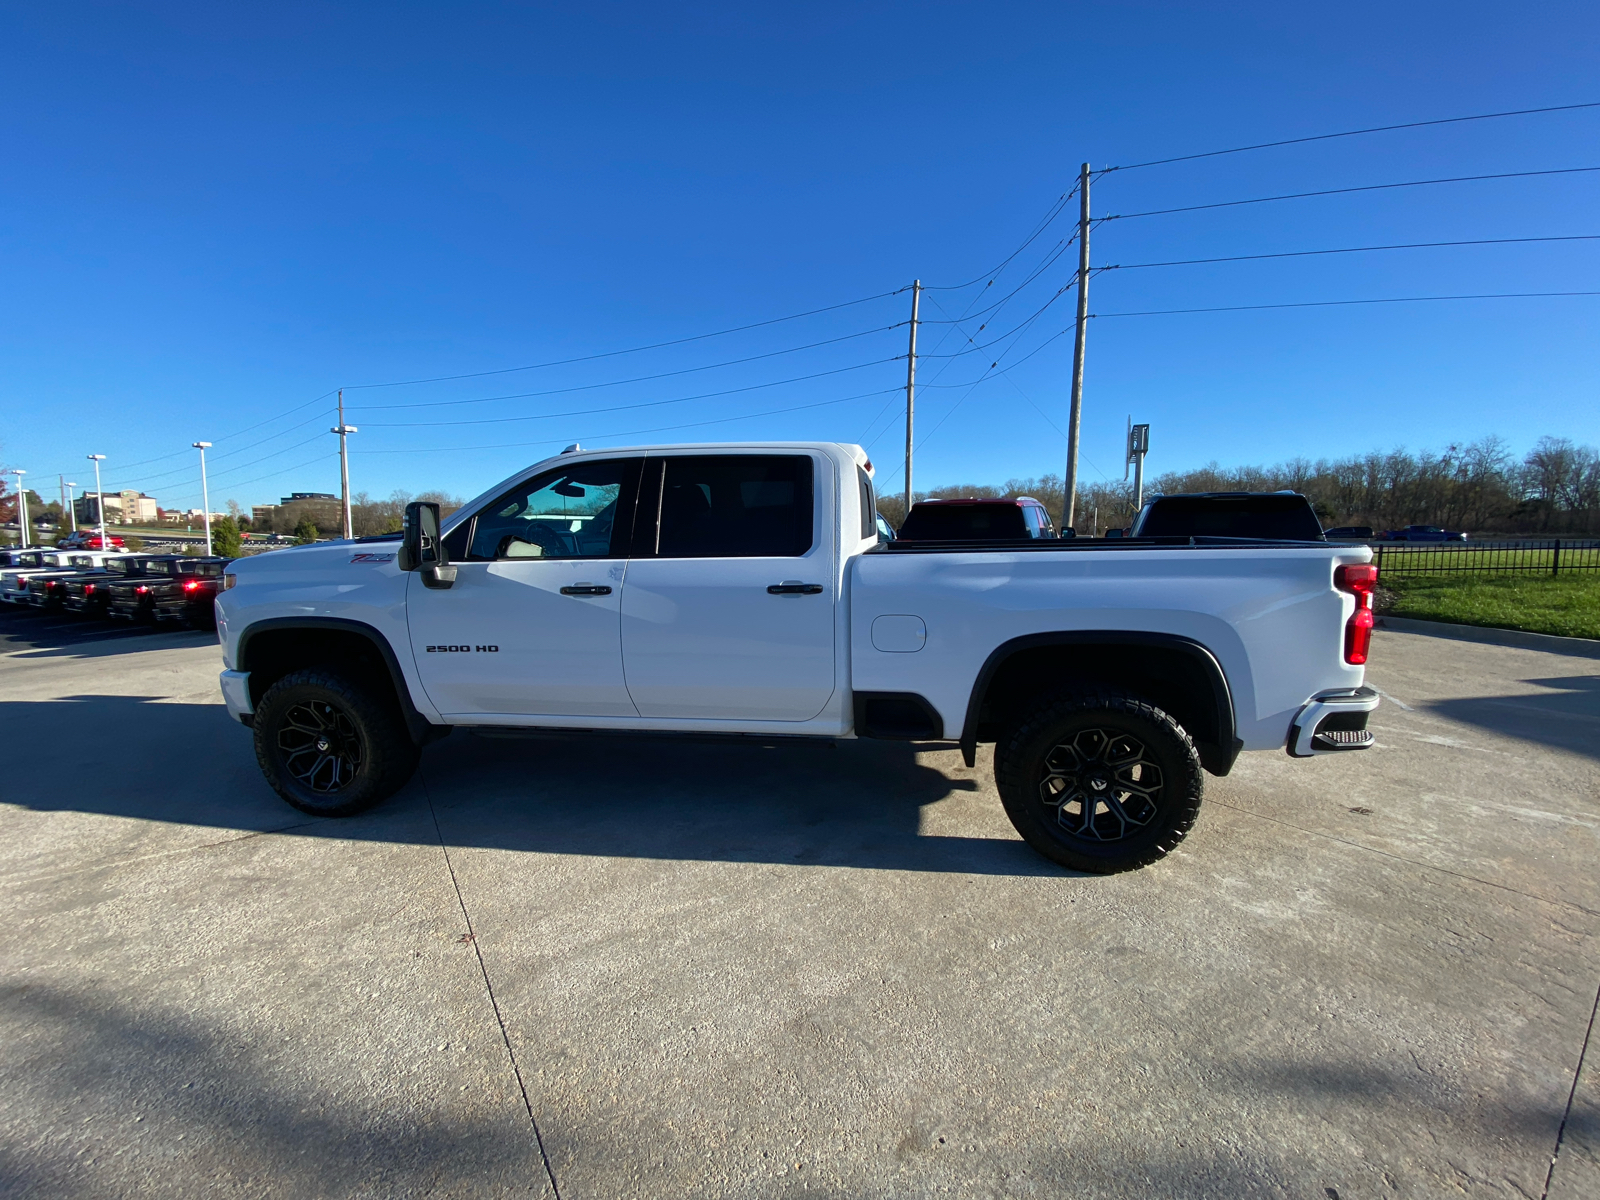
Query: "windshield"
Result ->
[[146, 560, 171, 575]]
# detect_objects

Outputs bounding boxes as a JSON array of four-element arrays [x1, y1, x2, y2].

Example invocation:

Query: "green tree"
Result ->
[[293, 516, 320, 544], [212, 515, 243, 558]]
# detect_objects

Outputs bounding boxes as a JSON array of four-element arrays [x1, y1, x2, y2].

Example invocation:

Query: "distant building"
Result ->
[[75, 492, 122, 524], [118, 490, 158, 524]]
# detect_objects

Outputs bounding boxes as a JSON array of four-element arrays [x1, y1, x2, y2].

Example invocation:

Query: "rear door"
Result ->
[[619, 452, 836, 720]]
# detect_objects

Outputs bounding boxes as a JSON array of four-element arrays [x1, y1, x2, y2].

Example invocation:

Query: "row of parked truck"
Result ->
[[0, 548, 229, 628]]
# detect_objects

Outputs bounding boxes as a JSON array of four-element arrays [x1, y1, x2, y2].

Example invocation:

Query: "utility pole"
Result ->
[[332, 389, 358, 541], [903, 281, 920, 520], [65, 481, 77, 532], [193, 442, 213, 557], [9, 469, 26, 548], [87, 455, 107, 550], [1063, 162, 1092, 532]]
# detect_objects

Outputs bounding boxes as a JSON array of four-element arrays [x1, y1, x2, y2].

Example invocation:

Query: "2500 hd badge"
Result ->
[[425, 644, 499, 652]]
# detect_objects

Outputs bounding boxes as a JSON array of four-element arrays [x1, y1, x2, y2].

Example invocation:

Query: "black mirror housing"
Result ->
[[399, 501, 457, 588]]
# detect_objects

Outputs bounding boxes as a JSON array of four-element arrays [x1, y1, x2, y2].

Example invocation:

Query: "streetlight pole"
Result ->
[[8, 470, 26, 548], [332, 390, 357, 541], [66, 482, 78, 533], [193, 442, 213, 556], [87, 455, 107, 550]]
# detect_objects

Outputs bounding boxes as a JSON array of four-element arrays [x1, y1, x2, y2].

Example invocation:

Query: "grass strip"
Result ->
[[1381, 573, 1600, 640]]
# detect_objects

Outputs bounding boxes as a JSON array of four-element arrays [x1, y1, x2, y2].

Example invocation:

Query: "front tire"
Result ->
[[995, 691, 1204, 873], [253, 669, 420, 817]]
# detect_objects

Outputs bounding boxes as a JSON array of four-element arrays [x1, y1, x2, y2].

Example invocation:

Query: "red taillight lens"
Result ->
[[84, 584, 95, 594], [1335, 563, 1379, 665], [184, 580, 200, 591], [136, 585, 149, 594]]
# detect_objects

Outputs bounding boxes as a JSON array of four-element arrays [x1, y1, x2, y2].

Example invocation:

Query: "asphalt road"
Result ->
[[1, 609, 1597, 1198]]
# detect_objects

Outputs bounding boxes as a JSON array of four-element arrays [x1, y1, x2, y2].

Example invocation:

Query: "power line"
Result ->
[[361, 387, 904, 455], [922, 185, 1079, 292], [1091, 290, 1600, 318], [362, 357, 905, 429], [1102, 166, 1600, 221], [352, 324, 904, 413], [339, 290, 909, 391], [1100, 101, 1600, 174], [1097, 234, 1600, 272]]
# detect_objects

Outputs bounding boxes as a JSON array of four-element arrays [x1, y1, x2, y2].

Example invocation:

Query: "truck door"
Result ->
[[619, 453, 836, 721], [407, 458, 643, 719]]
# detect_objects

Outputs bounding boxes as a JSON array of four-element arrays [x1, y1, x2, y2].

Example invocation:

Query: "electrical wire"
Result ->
[[362, 357, 905, 429], [1096, 234, 1600, 272], [1099, 101, 1600, 174], [1101, 166, 1600, 221], [351, 324, 905, 413], [338, 290, 910, 390], [922, 185, 1079, 292], [360, 387, 905, 455], [1090, 290, 1600, 318]]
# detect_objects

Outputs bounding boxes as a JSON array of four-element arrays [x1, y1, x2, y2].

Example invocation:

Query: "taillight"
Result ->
[[184, 580, 200, 591], [1335, 563, 1379, 665], [84, 584, 96, 594], [136, 585, 149, 594]]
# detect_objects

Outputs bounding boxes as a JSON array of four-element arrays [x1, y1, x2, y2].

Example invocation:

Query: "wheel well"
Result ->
[[241, 627, 403, 715], [968, 637, 1239, 775]]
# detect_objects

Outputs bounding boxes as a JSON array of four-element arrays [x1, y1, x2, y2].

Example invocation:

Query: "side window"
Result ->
[[655, 454, 814, 558], [468, 459, 639, 561], [857, 467, 876, 541]]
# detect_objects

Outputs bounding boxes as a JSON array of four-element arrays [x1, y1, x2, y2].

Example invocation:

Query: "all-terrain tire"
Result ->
[[253, 668, 420, 817], [995, 690, 1204, 874]]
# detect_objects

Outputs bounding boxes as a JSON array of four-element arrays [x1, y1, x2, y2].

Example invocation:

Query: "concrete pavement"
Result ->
[[1, 610, 1596, 1197]]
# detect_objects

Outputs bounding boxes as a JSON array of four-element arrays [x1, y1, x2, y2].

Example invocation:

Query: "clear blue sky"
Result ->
[[2, 1, 1596, 513]]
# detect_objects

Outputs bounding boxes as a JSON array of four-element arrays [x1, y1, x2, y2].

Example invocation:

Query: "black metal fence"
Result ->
[[1373, 539, 1600, 578]]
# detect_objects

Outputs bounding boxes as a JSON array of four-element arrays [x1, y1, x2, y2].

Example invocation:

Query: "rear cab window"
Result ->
[[646, 454, 815, 558]]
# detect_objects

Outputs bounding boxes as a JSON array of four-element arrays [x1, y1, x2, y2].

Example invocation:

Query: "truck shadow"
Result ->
[[0, 607, 214, 658], [3, 694, 1062, 878], [1424, 673, 1600, 763]]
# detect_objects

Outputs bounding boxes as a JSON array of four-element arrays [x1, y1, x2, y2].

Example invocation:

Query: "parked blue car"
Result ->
[[1381, 525, 1468, 543]]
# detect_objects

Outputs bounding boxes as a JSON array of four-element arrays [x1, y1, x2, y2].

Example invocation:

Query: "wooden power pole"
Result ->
[[1063, 163, 1091, 532], [903, 280, 920, 519]]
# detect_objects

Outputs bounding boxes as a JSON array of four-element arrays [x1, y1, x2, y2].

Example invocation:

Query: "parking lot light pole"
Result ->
[[87, 455, 107, 550], [333, 391, 357, 541], [9, 469, 26, 548], [65, 481, 78, 532], [193, 442, 213, 556]]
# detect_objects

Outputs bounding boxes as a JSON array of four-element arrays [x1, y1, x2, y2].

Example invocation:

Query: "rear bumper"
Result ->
[[220, 669, 253, 724], [1287, 686, 1380, 757]]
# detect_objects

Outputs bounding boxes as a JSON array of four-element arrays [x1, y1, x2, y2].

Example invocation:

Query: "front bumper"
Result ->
[[1287, 686, 1380, 757], [220, 669, 253, 724]]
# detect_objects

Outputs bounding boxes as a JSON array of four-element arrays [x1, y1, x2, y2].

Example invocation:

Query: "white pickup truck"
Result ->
[[215, 441, 1379, 873]]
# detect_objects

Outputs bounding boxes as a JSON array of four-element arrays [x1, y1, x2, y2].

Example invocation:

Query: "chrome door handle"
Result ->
[[559, 585, 612, 596], [767, 582, 823, 595]]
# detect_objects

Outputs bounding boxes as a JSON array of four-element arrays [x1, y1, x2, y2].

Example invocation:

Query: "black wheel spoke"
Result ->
[[1037, 724, 1166, 844]]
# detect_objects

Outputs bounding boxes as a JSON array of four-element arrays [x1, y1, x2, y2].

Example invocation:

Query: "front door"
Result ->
[[408, 458, 642, 719], [620, 453, 836, 721]]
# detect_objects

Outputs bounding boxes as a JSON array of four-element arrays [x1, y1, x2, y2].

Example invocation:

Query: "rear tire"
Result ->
[[995, 690, 1203, 874], [253, 668, 420, 817]]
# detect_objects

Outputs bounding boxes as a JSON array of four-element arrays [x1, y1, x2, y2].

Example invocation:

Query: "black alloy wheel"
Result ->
[[277, 700, 364, 793], [253, 668, 420, 817], [995, 690, 1204, 874], [1039, 726, 1164, 842]]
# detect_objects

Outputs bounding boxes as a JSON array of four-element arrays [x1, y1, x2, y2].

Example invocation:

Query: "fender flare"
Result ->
[[235, 616, 447, 746], [959, 630, 1240, 774]]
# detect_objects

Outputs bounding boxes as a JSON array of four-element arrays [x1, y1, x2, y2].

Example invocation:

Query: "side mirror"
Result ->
[[1104, 528, 1124, 539], [399, 501, 457, 589]]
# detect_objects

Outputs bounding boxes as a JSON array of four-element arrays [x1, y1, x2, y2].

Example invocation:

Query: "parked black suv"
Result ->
[[1129, 492, 1324, 541]]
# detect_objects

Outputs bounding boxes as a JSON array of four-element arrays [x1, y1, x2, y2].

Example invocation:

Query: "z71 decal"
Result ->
[[349, 553, 396, 564]]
